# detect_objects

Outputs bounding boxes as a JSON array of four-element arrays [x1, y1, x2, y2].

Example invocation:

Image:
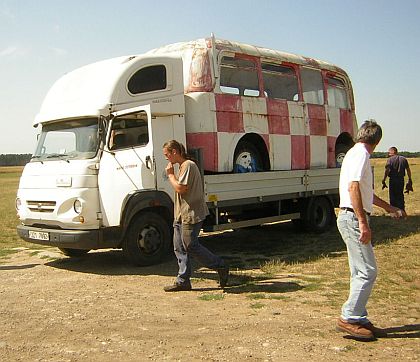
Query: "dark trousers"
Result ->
[[389, 177, 405, 210]]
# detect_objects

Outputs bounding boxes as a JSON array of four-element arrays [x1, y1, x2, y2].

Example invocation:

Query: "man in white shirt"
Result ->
[[336, 120, 406, 340]]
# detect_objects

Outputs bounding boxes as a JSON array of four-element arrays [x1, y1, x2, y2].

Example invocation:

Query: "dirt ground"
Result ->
[[1, 227, 419, 362]]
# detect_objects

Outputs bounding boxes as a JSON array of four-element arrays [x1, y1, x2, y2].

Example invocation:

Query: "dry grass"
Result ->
[[1, 161, 419, 318], [0, 167, 26, 255], [260, 158, 419, 318], [0, 166, 24, 174]]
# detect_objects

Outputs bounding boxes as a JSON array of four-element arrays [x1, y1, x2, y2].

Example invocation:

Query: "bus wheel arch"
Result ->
[[232, 134, 270, 173], [335, 133, 354, 167]]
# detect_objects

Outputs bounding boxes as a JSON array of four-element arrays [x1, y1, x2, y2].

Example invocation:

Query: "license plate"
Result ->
[[29, 231, 49, 241]]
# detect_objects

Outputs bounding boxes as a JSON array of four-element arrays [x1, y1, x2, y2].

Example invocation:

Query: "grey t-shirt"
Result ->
[[174, 160, 209, 224]]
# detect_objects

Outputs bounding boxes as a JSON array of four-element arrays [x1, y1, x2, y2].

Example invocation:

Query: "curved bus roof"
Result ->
[[147, 37, 348, 75], [34, 37, 349, 126]]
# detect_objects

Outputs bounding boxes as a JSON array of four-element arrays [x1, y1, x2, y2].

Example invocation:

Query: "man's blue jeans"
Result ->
[[173, 222, 224, 284], [337, 210, 377, 324]]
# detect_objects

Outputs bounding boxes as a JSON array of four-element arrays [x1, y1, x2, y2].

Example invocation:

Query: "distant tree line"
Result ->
[[0, 151, 418, 167], [372, 151, 420, 159], [0, 154, 32, 166]]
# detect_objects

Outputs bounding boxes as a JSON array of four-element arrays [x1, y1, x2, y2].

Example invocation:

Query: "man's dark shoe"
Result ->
[[336, 318, 374, 340], [163, 282, 192, 292], [363, 322, 387, 337], [217, 266, 229, 289]]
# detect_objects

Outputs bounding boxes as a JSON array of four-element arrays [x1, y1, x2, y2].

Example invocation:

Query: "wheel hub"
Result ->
[[138, 226, 161, 254]]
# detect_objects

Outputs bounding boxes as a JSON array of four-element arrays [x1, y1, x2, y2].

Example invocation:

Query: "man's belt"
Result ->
[[340, 207, 371, 216]]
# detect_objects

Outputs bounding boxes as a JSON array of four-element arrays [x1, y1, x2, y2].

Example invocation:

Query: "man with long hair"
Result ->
[[162, 140, 229, 292]]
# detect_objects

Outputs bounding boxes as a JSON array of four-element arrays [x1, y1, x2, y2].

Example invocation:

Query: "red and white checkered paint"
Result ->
[[153, 37, 357, 173], [185, 92, 356, 172]]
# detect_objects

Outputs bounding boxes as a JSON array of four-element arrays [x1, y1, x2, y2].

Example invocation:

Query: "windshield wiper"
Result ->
[[45, 153, 71, 162], [46, 153, 68, 158], [30, 155, 44, 163]]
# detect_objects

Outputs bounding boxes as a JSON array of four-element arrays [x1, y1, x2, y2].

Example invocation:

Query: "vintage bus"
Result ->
[[146, 36, 356, 173]]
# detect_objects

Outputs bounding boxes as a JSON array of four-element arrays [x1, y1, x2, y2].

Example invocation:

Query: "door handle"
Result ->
[[145, 155, 152, 169]]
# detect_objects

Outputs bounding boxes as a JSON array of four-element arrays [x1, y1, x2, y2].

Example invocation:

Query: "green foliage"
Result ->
[[372, 151, 420, 158], [0, 154, 31, 166]]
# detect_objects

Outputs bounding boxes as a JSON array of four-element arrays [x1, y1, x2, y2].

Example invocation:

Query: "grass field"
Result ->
[[262, 158, 420, 314], [1, 160, 419, 316], [0, 166, 28, 256]]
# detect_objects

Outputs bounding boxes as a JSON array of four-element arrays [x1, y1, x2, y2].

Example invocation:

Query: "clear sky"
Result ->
[[1, 0, 419, 154]]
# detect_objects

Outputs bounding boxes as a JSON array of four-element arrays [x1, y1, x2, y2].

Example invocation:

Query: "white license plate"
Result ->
[[29, 231, 49, 241]]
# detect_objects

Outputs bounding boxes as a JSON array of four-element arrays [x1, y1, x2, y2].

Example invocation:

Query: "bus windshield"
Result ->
[[32, 118, 99, 161]]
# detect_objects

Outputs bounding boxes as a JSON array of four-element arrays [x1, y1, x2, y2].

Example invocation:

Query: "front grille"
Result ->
[[27, 200, 56, 213]]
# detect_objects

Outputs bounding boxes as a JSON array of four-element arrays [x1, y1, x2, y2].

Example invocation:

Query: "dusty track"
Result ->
[[1, 228, 419, 361]]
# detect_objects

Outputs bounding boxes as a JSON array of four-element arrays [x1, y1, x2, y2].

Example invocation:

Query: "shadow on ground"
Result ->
[[195, 269, 304, 294], [44, 214, 420, 278], [45, 250, 177, 277], [381, 324, 420, 339], [343, 324, 420, 341]]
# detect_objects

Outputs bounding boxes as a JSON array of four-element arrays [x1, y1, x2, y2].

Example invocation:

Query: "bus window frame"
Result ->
[[218, 52, 262, 97]]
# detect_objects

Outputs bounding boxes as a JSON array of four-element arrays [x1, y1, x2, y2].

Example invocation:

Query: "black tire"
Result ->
[[335, 144, 351, 167], [233, 141, 264, 173], [59, 248, 90, 257], [123, 212, 171, 266], [303, 197, 334, 233]]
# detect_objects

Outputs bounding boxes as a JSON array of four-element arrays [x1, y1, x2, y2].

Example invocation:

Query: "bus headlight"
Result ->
[[73, 199, 83, 214]]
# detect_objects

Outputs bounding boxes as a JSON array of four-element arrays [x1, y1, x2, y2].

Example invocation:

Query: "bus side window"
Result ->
[[301, 68, 324, 105], [219, 56, 259, 97], [327, 76, 350, 109], [262, 63, 299, 101]]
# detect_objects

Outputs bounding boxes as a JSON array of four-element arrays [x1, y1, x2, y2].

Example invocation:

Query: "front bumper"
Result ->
[[17, 225, 119, 250]]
